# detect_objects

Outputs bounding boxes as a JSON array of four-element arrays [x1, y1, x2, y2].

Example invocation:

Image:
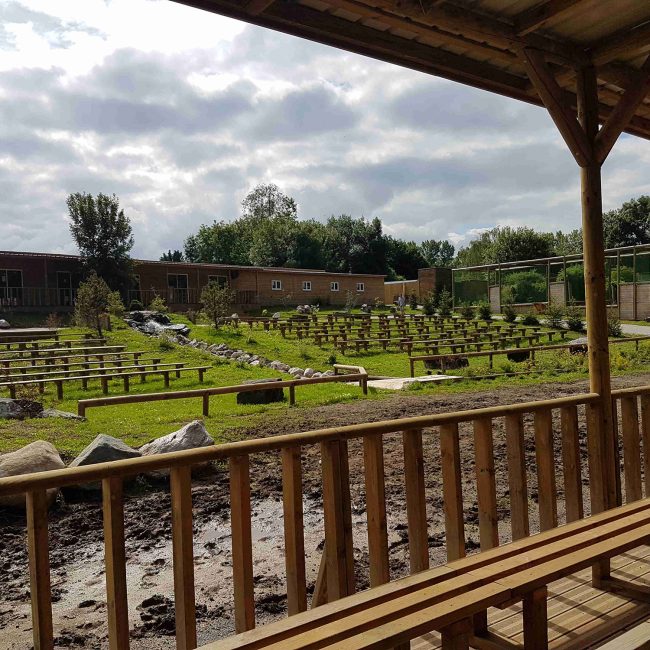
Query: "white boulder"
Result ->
[[140, 420, 214, 458]]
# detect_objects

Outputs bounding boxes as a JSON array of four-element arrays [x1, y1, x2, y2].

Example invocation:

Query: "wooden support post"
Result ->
[[170, 466, 197, 649], [102, 477, 130, 650], [281, 447, 307, 615], [289, 384, 296, 406], [229, 455, 255, 632], [522, 586, 548, 650], [440, 423, 465, 560], [26, 489, 54, 650]]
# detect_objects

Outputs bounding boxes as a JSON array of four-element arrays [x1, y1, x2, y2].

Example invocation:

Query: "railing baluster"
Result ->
[[402, 428, 429, 572], [560, 405, 583, 522], [505, 413, 529, 540], [102, 477, 130, 649], [26, 489, 54, 650], [440, 423, 465, 560], [534, 409, 557, 531], [170, 465, 197, 649], [621, 396, 643, 502], [281, 447, 307, 615], [229, 455, 255, 632], [473, 417, 498, 550], [363, 434, 389, 586], [321, 439, 355, 601], [641, 394, 650, 497]]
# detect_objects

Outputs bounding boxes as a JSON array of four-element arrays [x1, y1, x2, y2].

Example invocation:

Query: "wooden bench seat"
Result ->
[[0, 337, 106, 351], [206, 498, 650, 650], [0, 344, 125, 359], [0, 350, 146, 368], [0, 355, 161, 374]]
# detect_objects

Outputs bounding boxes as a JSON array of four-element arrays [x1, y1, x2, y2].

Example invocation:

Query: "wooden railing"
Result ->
[[0, 388, 621, 650], [76, 364, 368, 416], [409, 335, 650, 376]]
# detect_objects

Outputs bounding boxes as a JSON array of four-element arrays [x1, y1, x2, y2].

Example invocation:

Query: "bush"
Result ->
[[158, 336, 175, 352], [45, 312, 61, 329], [437, 289, 452, 317], [477, 302, 492, 321], [565, 303, 584, 332], [502, 303, 517, 323], [422, 292, 436, 316], [75, 272, 111, 337], [608, 314, 623, 338], [521, 312, 540, 326], [326, 353, 338, 366], [149, 295, 167, 313], [107, 291, 125, 318], [186, 309, 197, 324], [129, 299, 144, 311], [545, 300, 564, 329], [408, 293, 418, 310], [460, 304, 475, 320]]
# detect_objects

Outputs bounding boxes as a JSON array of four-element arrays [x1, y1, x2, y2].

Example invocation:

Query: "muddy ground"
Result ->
[[1, 374, 648, 649]]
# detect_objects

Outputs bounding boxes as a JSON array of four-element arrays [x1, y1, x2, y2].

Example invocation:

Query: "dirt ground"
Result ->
[[1, 374, 648, 649]]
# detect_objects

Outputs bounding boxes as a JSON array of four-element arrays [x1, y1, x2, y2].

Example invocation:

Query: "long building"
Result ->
[[0, 251, 385, 312]]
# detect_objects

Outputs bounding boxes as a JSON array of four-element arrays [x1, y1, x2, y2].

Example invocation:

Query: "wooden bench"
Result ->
[[0, 350, 146, 368], [0, 344, 126, 360], [0, 355, 161, 375], [206, 497, 650, 650], [0, 365, 211, 399], [0, 337, 106, 351]]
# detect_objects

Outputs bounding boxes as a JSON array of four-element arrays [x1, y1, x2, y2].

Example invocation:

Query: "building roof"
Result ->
[[174, 0, 650, 140], [0, 250, 385, 278]]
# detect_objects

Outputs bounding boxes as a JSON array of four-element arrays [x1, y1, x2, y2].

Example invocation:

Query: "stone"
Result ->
[[272, 313, 281, 320], [237, 379, 285, 405], [569, 337, 589, 355], [0, 441, 65, 508], [288, 367, 302, 376], [0, 398, 44, 420], [312, 372, 322, 378], [0, 319, 10, 329], [39, 408, 85, 421], [506, 350, 530, 363], [303, 367, 315, 378], [424, 356, 469, 371], [68, 434, 141, 491], [139, 420, 214, 458]]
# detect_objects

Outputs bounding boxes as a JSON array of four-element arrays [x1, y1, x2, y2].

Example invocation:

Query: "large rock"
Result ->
[[424, 356, 469, 371], [0, 319, 10, 329], [237, 378, 285, 405], [140, 420, 214, 457], [569, 337, 589, 355], [68, 434, 141, 491], [39, 408, 86, 421], [0, 398, 43, 420], [506, 350, 530, 363], [0, 441, 64, 508]]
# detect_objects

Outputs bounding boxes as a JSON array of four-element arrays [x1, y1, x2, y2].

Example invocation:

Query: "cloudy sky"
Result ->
[[2, 0, 650, 260]]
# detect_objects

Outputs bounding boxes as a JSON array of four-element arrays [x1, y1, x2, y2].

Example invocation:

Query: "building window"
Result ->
[[302, 281, 312, 291], [330, 281, 339, 292], [57, 271, 72, 306], [0, 269, 23, 305], [272, 279, 282, 291], [208, 275, 228, 288], [168, 273, 189, 304], [356, 282, 365, 292]]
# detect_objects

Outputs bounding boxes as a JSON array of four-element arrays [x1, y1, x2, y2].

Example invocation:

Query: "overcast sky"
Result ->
[[1, 0, 650, 260]]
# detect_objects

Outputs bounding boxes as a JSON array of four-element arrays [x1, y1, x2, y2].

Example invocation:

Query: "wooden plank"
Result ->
[[102, 477, 130, 650], [641, 394, 650, 497], [363, 434, 390, 586], [230, 455, 255, 632], [282, 447, 307, 615], [440, 423, 465, 560], [560, 405, 583, 522], [621, 396, 643, 503], [534, 409, 558, 531], [515, 0, 589, 36], [26, 489, 53, 650], [504, 414, 529, 540], [321, 439, 354, 601], [473, 418, 498, 551], [403, 428, 430, 572], [170, 465, 197, 649]]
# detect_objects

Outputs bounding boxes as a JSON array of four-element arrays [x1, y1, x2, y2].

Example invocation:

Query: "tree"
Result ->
[[385, 237, 428, 280], [160, 249, 184, 262], [241, 183, 297, 222], [75, 272, 111, 337], [603, 196, 650, 248], [420, 239, 455, 267], [201, 281, 235, 329], [67, 192, 134, 291], [552, 229, 583, 256]]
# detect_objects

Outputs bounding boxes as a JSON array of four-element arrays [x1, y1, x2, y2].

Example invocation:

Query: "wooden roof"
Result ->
[[173, 0, 650, 140]]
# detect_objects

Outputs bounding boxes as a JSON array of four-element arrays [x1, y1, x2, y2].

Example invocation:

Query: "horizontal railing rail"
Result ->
[[77, 365, 368, 417]]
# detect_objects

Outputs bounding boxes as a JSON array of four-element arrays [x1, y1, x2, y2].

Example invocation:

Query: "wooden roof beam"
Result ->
[[595, 55, 650, 163], [515, 0, 589, 37], [246, 0, 276, 14], [591, 20, 650, 66], [520, 47, 591, 166]]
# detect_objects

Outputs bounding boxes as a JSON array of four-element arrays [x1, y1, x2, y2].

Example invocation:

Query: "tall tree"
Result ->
[[385, 237, 428, 279], [160, 249, 184, 262], [603, 196, 650, 248], [67, 192, 134, 290], [241, 183, 297, 222], [74, 271, 111, 337], [420, 239, 455, 267]]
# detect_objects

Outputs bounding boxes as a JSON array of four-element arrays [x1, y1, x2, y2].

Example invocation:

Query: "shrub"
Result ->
[[75, 272, 111, 337], [608, 314, 623, 338], [545, 300, 565, 329], [460, 304, 475, 320], [149, 295, 167, 313], [502, 303, 517, 323], [201, 281, 235, 330], [262, 309, 268, 317], [158, 336, 175, 352], [344, 290, 358, 312], [422, 291, 436, 316], [107, 291, 125, 318], [326, 353, 338, 366], [45, 312, 61, 329], [521, 312, 540, 326], [186, 309, 197, 324], [565, 303, 584, 332], [129, 299, 144, 311], [437, 289, 452, 317], [477, 302, 492, 321], [408, 293, 418, 310]]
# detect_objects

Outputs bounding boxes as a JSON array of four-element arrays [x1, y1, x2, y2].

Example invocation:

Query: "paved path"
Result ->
[[621, 322, 650, 336]]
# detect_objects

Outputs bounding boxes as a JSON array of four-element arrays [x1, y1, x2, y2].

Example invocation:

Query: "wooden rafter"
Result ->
[[246, 0, 275, 15], [515, 0, 589, 37], [595, 56, 650, 163], [591, 21, 650, 66], [520, 48, 591, 166]]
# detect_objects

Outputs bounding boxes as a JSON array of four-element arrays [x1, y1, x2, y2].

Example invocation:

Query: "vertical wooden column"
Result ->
[[576, 65, 617, 513]]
